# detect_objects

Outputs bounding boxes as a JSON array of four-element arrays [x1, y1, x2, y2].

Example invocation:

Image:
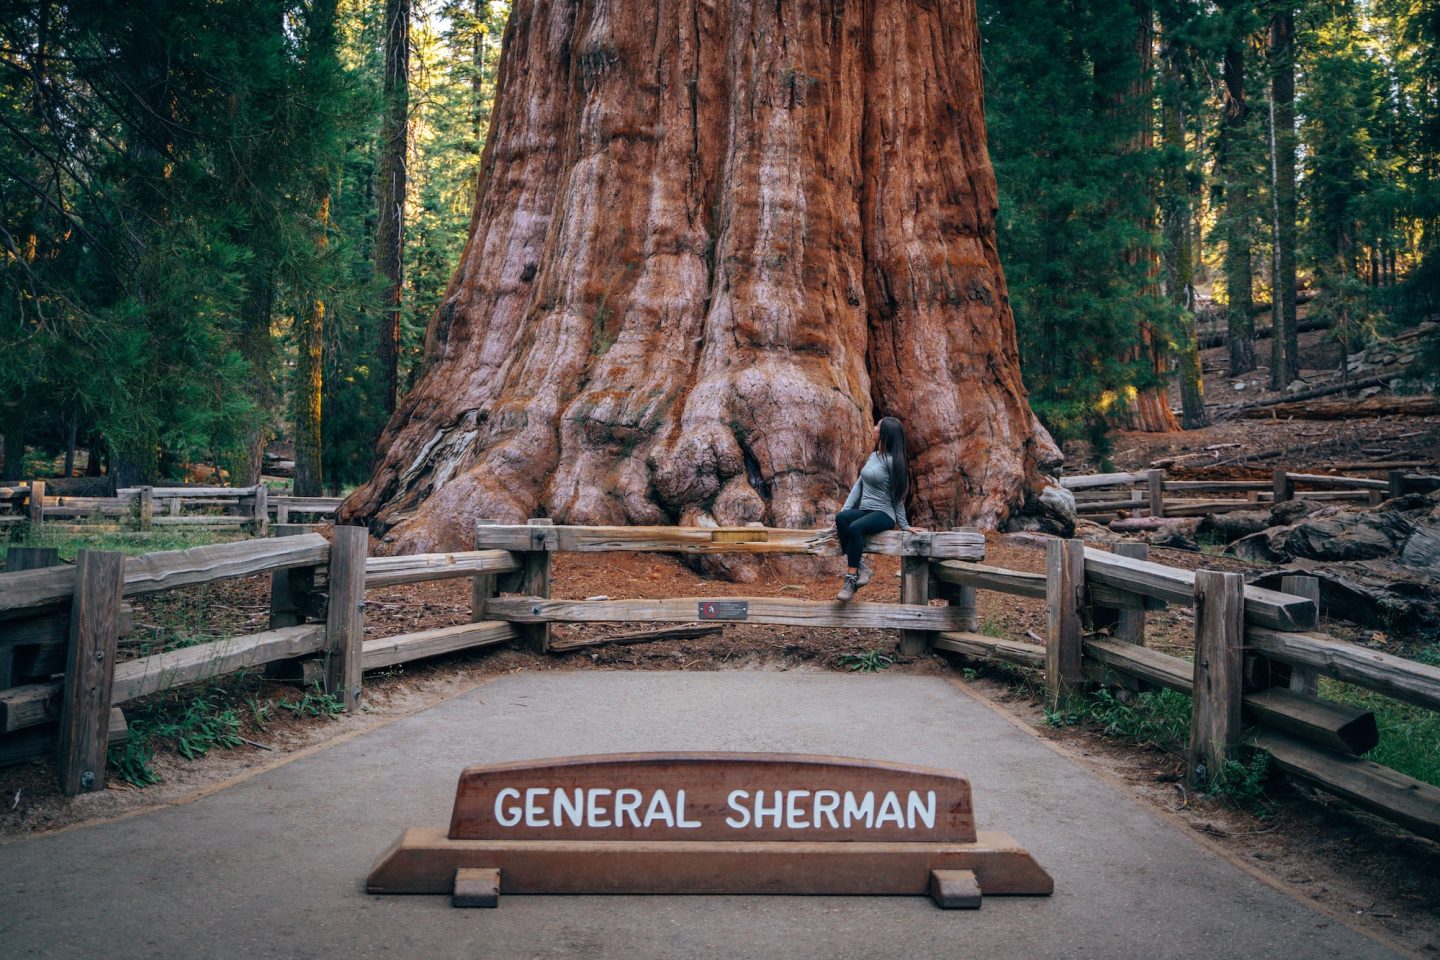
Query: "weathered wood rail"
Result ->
[[1060, 468, 1433, 520], [1, 481, 342, 535], [0, 531, 518, 793], [929, 541, 1440, 843], [2, 519, 1435, 844]]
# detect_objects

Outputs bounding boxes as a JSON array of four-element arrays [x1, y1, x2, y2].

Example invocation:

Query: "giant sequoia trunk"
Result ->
[[341, 0, 1062, 552]]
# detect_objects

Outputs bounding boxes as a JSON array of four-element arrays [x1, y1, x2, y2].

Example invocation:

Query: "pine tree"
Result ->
[[983, 0, 1175, 445], [1216, 0, 1258, 376], [1158, 0, 1209, 427], [375, 0, 410, 415], [1268, 4, 1299, 390]]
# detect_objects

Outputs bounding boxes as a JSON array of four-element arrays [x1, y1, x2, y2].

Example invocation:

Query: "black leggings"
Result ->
[[835, 508, 895, 570]]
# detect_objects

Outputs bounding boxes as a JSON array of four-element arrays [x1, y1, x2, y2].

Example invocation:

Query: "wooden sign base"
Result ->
[[366, 753, 1053, 910], [368, 828, 1052, 909]]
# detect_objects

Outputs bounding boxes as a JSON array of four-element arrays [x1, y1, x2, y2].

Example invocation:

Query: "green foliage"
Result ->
[[978, 618, 1009, 640], [277, 685, 346, 718], [981, 0, 1182, 442], [1043, 688, 1193, 753], [1321, 678, 1440, 787], [107, 688, 245, 787], [1206, 750, 1272, 810], [1, 526, 236, 565], [837, 649, 895, 673]]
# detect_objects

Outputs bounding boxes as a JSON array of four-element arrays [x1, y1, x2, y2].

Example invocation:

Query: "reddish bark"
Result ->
[[341, 0, 1061, 552]]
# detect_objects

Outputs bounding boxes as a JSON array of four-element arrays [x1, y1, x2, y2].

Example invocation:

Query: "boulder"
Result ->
[[1150, 529, 1200, 551], [1231, 509, 1414, 564], [1254, 561, 1439, 631], [1197, 510, 1272, 544]]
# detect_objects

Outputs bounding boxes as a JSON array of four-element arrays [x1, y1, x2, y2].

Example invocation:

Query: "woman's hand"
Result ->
[[904, 525, 925, 534]]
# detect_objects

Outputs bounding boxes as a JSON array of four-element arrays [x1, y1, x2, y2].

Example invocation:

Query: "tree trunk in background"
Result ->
[[1268, 8, 1298, 390], [340, 0, 1062, 552], [1219, 10, 1255, 376], [374, 0, 409, 416], [1161, 33, 1207, 429], [292, 0, 339, 499], [238, 274, 275, 485], [1120, 0, 1179, 433], [63, 412, 77, 477], [294, 215, 327, 498], [1, 409, 24, 481]]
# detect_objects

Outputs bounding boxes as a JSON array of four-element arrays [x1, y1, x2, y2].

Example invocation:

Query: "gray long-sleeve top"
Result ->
[[842, 451, 908, 528]]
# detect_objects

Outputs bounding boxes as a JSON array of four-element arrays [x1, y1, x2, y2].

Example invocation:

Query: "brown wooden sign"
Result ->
[[447, 753, 975, 842], [368, 752, 1052, 909]]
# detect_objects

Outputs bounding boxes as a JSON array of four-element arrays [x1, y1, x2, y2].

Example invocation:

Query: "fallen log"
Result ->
[[1329, 460, 1437, 472], [548, 624, 724, 653], [1195, 297, 1322, 348], [1107, 517, 1198, 533], [1237, 372, 1401, 409], [1243, 395, 1440, 420], [1211, 447, 1287, 468]]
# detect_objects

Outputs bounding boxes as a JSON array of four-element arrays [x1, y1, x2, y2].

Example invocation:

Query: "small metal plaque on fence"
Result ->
[[698, 600, 748, 620]]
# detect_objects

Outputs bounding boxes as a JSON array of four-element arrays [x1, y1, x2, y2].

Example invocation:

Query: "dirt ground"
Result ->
[[2, 535, 1436, 955], [1068, 322, 1440, 476]]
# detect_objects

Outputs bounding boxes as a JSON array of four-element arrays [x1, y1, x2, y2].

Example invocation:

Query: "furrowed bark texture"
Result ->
[[341, 0, 1060, 553]]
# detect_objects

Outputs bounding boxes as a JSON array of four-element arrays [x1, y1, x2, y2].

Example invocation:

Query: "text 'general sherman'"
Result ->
[[445, 754, 980, 844], [491, 786, 938, 831]]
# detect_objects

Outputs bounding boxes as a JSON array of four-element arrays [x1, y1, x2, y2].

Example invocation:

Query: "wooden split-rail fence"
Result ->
[[0, 482, 342, 535], [1, 521, 1436, 845], [1063, 468, 1440, 520]]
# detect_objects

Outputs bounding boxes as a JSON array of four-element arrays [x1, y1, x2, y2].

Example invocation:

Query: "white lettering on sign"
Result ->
[[495, 787, 522, 827], [714, 789, 936, 831], [587, 788, 611, 827], [676, 790, 702, 828], [492, 786, 938, 832]]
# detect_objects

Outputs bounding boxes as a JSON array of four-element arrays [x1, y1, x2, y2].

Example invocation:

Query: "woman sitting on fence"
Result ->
[[834, 416, 923, 601]]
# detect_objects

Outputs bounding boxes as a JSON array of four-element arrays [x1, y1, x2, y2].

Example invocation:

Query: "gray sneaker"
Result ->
[[836, 573, 858, 602], [855, 561, 874, 588]]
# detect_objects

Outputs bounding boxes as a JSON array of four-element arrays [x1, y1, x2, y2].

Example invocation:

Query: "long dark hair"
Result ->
[[875, 416, 909, 503]]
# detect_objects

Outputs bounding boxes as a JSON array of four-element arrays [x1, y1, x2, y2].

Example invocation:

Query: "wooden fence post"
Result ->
[[1281, 575, 1321, 696], [1387, 470, 1408, 500], [1145, 470, 1164, 519], [1, 547, 62, 689], [325, 526, 366, 711], [264, 524, 325, 686], [1273, 469, 1294, 503], [1045, 538, 1085, 709], [942, 527, 980, 633], [251, 483, 269, 538], [1114, 542, 1148, 645], [56, 549, 124, 795], [138, 486, 153, 532], [1189, 570, 1245, 787], [275, 500, 290, 525], [519, 518, 554, 653], [898, 555, 933, 657], [472, 519, 498, 622], [27, 478, 44, 528]]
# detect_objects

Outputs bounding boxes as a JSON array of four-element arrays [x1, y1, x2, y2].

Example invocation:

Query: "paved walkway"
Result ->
[[0, 672, 1400, 959]]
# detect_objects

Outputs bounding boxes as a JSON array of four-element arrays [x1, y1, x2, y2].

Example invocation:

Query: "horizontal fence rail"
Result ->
[[0, 481, 342, 534], [472, 523, 985, 560], [1060, 468, 1439, 520], [3, 519, 1437, 843], [920, 538, 1439, 843]]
